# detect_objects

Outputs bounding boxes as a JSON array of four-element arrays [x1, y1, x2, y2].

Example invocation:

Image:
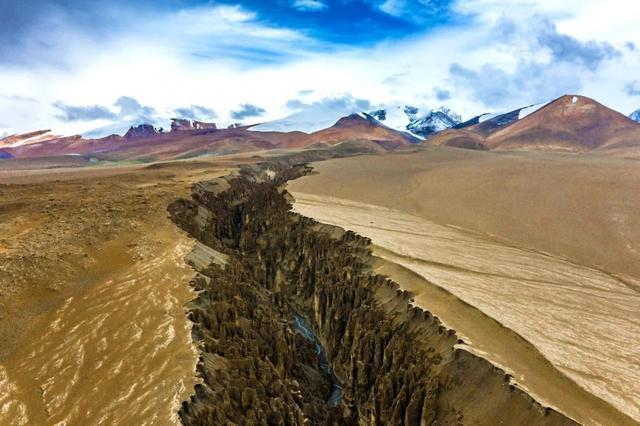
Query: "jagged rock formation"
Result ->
[[124, 124, 159, 139], [193, 120, 217, 130], [169, 163, 577, 425], [407, 107, 461, 138], [171, 119, 218, 132], [366, 106, 461, 139]]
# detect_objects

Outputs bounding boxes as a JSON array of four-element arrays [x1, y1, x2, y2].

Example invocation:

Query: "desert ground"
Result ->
[[289, 147, 640, 424], [0, 158, 241, 425], [1, 146, 638, 425]]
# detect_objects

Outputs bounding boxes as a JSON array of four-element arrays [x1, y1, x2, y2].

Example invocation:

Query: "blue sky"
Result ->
[[209, 0, 455, 44], [1, 0, 639, 135]]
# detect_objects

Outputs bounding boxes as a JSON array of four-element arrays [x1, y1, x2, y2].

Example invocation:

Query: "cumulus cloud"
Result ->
[[447, 16, 623, 109], [54, 102, 117, 122], [285, 94, 372, 112], [286, 99, 306, 109], [114, 96, 156, 118], [231, 104, 266, 120], [435, 89, 451, 101], [2, 0, 640, 133], [534, 19, 620, 71], [624, 81, 640, 96], [450, 61, 582, 108], [174, 105, 218, 121], [49, 95, 160, 137], [292, 0, 328, 11]]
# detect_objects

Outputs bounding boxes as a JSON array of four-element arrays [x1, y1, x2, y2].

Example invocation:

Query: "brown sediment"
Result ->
[[0, 160, 230, 425], [169, 162, 580, 425], [370, 252, 636, 426], [290, 190, 640, 424]]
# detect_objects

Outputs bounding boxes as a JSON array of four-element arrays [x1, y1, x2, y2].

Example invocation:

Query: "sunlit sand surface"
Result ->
[[0, 161, 231, 425], [0, 233, 199, 425], [292, 192, 640, 424]]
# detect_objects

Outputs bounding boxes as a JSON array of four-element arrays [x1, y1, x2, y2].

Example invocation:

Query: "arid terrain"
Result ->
[[1, 140, 639, 425], [3, 0, 640, 422], [0, 158, 239, 424], [289, 147, 640, 423]]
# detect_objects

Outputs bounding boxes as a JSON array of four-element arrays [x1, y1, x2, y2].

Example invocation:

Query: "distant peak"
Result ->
[[124, 124, 160, 139], [171, 118, 217, 132]]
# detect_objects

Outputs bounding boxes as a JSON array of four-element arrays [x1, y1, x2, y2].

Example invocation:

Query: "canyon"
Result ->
[[1, 145, 638, 425], [169, 161, 596, 424]]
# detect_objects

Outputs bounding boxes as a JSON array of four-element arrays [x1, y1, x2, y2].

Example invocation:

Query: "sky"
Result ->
[[1, 0, 639, 136]]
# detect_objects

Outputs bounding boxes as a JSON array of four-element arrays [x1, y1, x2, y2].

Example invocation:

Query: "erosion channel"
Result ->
[[168, 161, 576, 425]]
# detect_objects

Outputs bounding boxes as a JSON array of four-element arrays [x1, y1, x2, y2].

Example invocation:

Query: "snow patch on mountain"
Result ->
[[366, 105, 461, 138], [406, 107, 461, 138], [518, 101, 551, 119], [366, 105, 417, 134], [630, 108, 640, 123], [250, 102, 461, 139], [250, 103, 362, 134], [478, 113, 501, 123]]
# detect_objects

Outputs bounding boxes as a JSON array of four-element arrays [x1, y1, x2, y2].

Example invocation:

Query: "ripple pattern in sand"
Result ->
[[293, 192, 640, 423], [0, 239, 198, 425]]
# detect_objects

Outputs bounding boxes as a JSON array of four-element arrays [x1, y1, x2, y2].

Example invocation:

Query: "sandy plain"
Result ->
[[0, 159, 237, 425], [289, 147, 640, 424]]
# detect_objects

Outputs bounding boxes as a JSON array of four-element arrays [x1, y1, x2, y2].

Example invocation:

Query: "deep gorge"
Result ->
[[168, 161, 576, 425]]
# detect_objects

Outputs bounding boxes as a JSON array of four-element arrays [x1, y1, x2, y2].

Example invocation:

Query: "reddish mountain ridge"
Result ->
[[430, 95, 640, 154], [0, 114, 415, 163]]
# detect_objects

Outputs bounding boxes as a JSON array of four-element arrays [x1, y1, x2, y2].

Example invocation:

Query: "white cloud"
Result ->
[[1, 1, 640, 134], [292, 0, 328, 11]]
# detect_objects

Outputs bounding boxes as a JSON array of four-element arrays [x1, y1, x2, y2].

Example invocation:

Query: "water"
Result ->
[[292, 314, 342, 407]]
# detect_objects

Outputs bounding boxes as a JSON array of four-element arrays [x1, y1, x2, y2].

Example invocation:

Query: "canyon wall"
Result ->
[[169, 162, 576, 425]]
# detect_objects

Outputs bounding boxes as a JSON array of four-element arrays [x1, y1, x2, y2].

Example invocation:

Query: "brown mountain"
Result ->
[[1, 114, 415, 163], [0, 130, 59, 148], [430, 95, 640, 155]]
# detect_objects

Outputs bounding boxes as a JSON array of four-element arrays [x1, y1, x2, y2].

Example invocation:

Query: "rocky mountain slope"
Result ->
[[0, 115, 415, 163], [252, 104, 461, 139], [430, 95, 640, 154], [0, 130, 60, 148]]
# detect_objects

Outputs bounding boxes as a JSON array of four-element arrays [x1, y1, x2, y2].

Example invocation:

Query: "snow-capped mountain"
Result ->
[[250, 103, 461, 139], [82, 117, 171, 139], [367, 105, 461, 138], [456, 101, 551, 131], [250, 103, 362, 134], [630, 109, 640, 123], [0, 129, 55, 148], [367, 105, 418, 134], [406, 107, 461, 138]]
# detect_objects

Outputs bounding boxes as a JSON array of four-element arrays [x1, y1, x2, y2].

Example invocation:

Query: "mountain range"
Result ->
[[431, 95, 640, 155], [1, 95, 639, 164]]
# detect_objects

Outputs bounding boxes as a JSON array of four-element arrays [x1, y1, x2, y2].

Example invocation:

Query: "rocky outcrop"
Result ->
[[171, 119, 193, 132], [169, 163, 577, 425], [171, 119, 218, 132], [193, 120, 217, 130], [124, 124, 159, 139]]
